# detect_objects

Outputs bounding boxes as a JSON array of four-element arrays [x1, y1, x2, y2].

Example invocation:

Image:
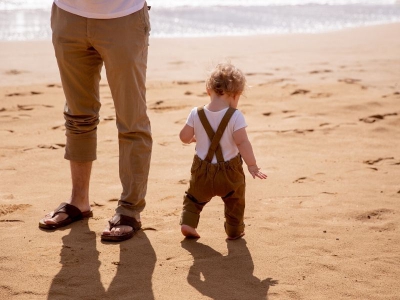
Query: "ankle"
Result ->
[[68, 197, 90, 211]]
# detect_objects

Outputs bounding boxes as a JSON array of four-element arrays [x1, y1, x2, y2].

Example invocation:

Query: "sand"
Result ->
[[0, 23, 399, 300]]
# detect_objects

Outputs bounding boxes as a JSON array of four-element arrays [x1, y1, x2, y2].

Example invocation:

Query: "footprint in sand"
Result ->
[[163, 209, 180, 217], [0, 204, 31, 218], [381, 92, 400, 98], [37, 143, 66, 150], [47, 84, 62, 88], [51, 124, 65, 130], [178, 179, 188, 185], [258, 78, 294, 86], [262, 112, 272, 116], [184, 91, 193, 95], [355, 208, 394, 222], [293, 177, 312, 183], [310, 93, 332, 99], [291, 89, 310, 95], [283, 115, 299, 119], [6, 91, 42, 97], [6, 92, 22, 97], [0, 129, 14, 133], [309, 69, 332, 74], [102, 116, 115, 121], [338, 78, 361, 84], [273, 128, 314, 134], [17, 105, 34, 111], [294, 129, 314, 134], [5, 69, 24, 75], [245, 72, 274, 76], [363, 157, 394, 165], [174, 81, 189, 85], [359, 113, 398, 123], [150, 104, 188, 112]]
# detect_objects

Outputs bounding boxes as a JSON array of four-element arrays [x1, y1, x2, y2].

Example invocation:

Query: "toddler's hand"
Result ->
[[248, 165, 267, 179]]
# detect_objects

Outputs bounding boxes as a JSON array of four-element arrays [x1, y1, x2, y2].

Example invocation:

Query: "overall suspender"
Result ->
[[197, 106, 236, 163]]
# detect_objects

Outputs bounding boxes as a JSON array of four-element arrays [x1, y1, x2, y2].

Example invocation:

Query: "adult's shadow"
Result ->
[[181, 239, 278, 300], [47, 220, 106, 299], [106, 230, 156, 300], [47, 222, 156, 300]]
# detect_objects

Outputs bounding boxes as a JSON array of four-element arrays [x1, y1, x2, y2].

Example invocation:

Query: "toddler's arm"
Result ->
[[233, 127, 267, 179], [180, 124, 196, 144]]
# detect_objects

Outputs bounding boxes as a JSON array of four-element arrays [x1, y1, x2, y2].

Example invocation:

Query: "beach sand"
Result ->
[[0, 23, 399, 299]]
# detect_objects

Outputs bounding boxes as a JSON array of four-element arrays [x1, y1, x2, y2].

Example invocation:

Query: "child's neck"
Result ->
[[206, 94, 231, 112]]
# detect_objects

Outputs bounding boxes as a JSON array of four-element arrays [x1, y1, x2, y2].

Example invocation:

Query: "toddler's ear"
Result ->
[[206, 88, 211, 96]]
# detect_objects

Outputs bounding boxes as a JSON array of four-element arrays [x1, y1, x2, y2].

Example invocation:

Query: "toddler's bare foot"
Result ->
[[181, 225, 200, 238], [227, 232, 245, 240]]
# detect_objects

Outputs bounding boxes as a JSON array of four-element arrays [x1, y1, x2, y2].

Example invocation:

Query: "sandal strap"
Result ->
[[52, 202, 82, 220], [108, 213, 142, 231]]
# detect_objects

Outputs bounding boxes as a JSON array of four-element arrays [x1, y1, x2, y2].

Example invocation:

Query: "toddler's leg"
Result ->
[[222, 189, 246, 240], [180, 193, 210, 238]]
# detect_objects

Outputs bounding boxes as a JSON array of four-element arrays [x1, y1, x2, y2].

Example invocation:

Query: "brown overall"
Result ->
[[180, 106, 246, 237]]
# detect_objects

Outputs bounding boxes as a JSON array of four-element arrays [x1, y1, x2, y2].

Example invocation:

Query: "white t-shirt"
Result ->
[[54, 0, 146, 19], [186, 106, 247, 163]]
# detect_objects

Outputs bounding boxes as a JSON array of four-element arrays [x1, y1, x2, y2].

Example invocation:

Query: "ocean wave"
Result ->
[[1, 1, 400, 40]]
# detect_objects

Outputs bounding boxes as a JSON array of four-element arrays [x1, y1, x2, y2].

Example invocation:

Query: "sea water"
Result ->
[[0, 0, 400, 41]]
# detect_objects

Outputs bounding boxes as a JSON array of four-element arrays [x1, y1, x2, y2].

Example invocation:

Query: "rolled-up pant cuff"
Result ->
[[115, 202, 142, 220], [180, 210, 200, 228], [64, 132, 97, 161], [225, 222, 245, 238]]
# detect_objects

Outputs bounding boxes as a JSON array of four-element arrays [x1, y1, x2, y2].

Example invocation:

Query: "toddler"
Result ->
[[179, 62, 267, 239]]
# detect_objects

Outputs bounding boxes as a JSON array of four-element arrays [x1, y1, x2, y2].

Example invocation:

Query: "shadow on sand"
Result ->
[[47, 221, 156, 300], [181, 238, 278, 300]]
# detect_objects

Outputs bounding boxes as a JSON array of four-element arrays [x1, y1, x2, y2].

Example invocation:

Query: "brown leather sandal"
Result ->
[[39, 202, 93, 230], [101, 213, 142, 242]]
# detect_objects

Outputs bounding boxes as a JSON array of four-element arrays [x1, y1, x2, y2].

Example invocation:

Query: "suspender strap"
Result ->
[[197, 106, 237, 163]]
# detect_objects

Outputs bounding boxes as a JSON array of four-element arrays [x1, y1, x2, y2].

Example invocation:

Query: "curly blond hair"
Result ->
[[206, 63, 246, 97]]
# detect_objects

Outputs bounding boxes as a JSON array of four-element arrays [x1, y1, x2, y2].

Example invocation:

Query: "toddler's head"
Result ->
[[206, 63, 246, 97]]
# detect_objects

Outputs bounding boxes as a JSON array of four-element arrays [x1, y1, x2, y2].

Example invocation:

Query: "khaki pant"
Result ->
[[51, 4, 152, 216], [180, 154, 246, 237]]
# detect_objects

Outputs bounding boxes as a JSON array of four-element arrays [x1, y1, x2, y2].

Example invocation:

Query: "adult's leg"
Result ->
[[43, 4, 103, 224], [90, 5, 152, 236], [44, 161, 92, 225]]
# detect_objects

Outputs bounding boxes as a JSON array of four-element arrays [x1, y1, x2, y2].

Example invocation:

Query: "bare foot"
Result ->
[[181, 225, 200, 238], [227, 232, 245, 240]]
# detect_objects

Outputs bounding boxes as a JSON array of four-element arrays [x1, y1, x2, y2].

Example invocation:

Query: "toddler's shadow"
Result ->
[[181, 238, 278, 300]]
